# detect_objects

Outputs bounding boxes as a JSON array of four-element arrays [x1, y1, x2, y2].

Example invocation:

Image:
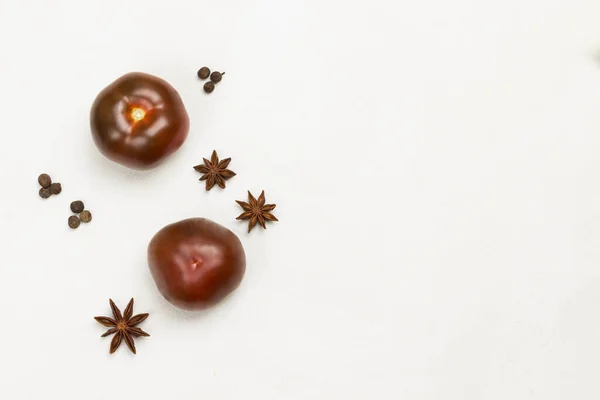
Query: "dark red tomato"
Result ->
[[148, 218, 246, 310], [90, 72, 190, 170]]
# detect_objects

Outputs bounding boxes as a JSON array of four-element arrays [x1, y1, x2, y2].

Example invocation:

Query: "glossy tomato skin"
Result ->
[[90, 72, 190, 170], [148, 218, 246, 310]]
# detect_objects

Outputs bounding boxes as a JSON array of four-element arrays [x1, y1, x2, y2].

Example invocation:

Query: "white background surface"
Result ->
[[1, 0, 600, 398]]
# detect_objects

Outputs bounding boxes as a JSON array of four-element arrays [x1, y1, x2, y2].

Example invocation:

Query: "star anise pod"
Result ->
[[193, 150, 236, 191], [236, 190, 278, 232], [94, 298, 150, 354]]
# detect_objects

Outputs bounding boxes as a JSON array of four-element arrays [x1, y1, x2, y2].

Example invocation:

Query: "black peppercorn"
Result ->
[[198, 67, 210, 80], [70, 200, 85, 214], [210, 71, 224, 84], [50, 183, 62, 195], [80, 210, 92, 223], [39, 188, 51, 199], [38, 173, 52, 188], [203, 81, 215, 94], [68, 215, 81, 229]]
